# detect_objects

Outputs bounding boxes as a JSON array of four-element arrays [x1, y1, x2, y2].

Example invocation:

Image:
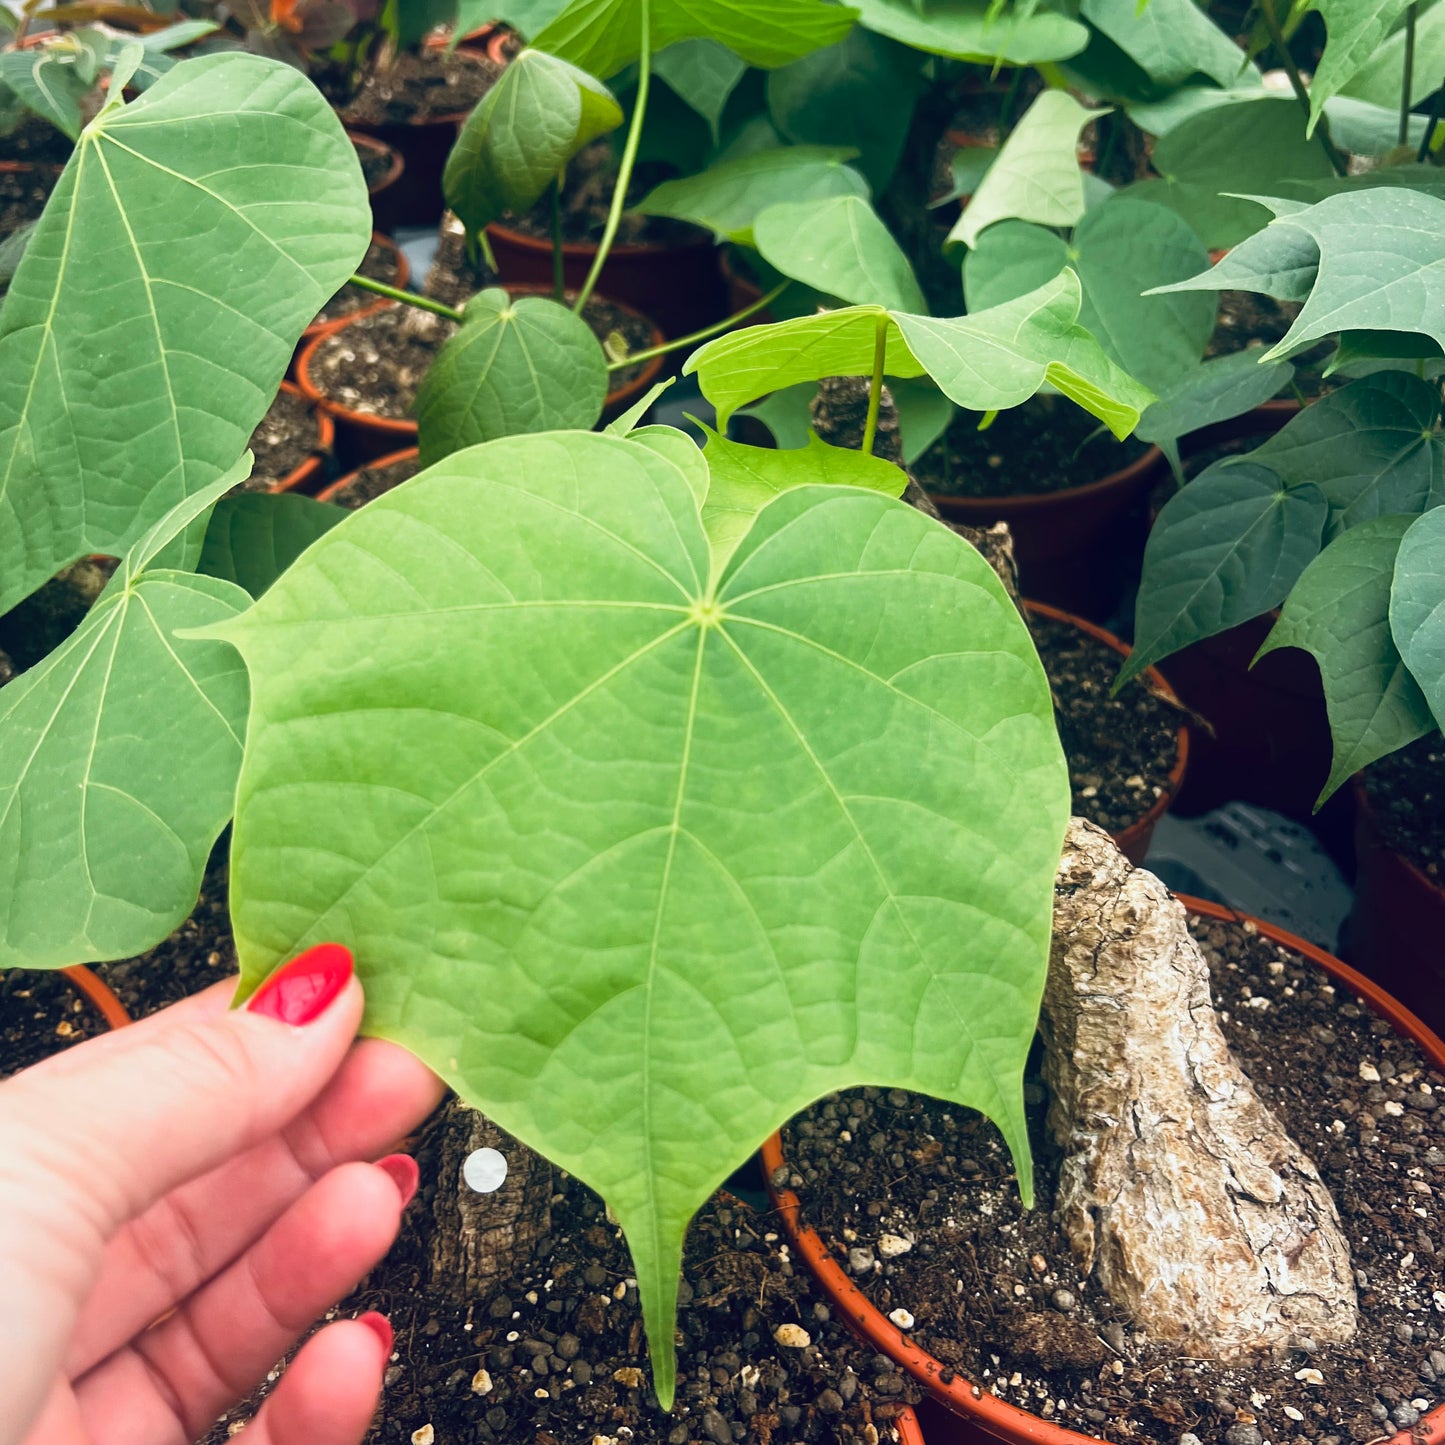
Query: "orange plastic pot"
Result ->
[[1026, 600, 1188, 866], [459, 23, 517, 62], [348, 130, 405, 233], [315, 447, 418, 507], [61, 966, 131, 1033], [269, 380, 334, 495], [763, 899, 1445, 1445], [299, 232, 410, 352], [927, 448, 1164, 622]]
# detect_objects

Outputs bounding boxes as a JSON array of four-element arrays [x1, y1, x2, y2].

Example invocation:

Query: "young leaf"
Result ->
[[1151, 210, 1319, 303], [1080, 0, 1252, 89], [0, 461, 255, 970], [198, 492, 346, 599], [532, 0, 858, 80], [948, 89, 1099, 251], [605, 377, 676, 435], [853, 0, 1088, 62], [699, 427, 906, 567], [0, 47, 90, 137], [652, 38, 747, 142], [753, 194, 927, 313], [1391, 507, 1445, 732], [216, 430, 1069, 1411], [0, 53, 370, 617], [1338, 0, 1445, 109], [1121, 462, 1328, 684], [635, 146, 868, 245], [443, 49, 622, 243], [1258, 515, 1433, 805], [413, 289, 609, 466], [736, 380, 819, 449]]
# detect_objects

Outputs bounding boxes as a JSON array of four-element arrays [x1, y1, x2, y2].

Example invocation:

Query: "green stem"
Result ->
[[1403, 4, 1419, 146], [550, 174, 565, 304], [1418, 80, 1445, 160], [1258, 0, 1348, 176], [861, 317, 888, 457], [575, 0, 650, 314], [605, 281, 791, 371], [347, 274, 464, 323]]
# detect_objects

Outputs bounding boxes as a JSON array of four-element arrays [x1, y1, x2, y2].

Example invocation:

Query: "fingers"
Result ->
[[67, 1035, 442, 1376], [73, 1158, 411, 1445]]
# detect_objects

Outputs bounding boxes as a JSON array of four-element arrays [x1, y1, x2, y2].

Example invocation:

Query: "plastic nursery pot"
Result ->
[[458, 22, 518, 62], [60, 966, 132, 1033], [926, 447, 1164, 623], [1024, 600, 1189, 867], [299, 231, 411, 354], [762, 900, 1445, 1445], [266, 380, 335, 495], [484, 220, 728, 340], [316, 447, 418, 507], [347, 130, 406, 234], [1343, 777, 1445, 1037]]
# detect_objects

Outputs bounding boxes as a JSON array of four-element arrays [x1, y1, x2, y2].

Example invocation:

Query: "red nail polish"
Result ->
[[376, 1152, 419, 1207], [245, 943, 353, 1025], [357, 1311, 393, 1356]]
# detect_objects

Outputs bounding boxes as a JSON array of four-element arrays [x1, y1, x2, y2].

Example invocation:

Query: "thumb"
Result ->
[[0, 944, 363, 1240]]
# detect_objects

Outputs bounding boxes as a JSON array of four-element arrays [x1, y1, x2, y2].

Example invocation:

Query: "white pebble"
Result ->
[[888, 1308, 915, 1330], [774, 1323, 811, 1348], [462, 1147, 508, 1193], [471, 1368, 493, 1395], [1385, 1101, 1405, 1116], [411, 1427, 434, 1445], [1283, 1406, 1304, 1422], [878, 1233, 913, 1258], [1294, 1368, 1324, 1385], [1359, 1061, 1381, 1082]]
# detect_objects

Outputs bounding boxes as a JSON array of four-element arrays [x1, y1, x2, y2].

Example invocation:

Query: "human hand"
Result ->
[[0, 945, 445, 1445]]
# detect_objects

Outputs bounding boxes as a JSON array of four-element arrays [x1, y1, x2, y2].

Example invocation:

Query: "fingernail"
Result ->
[[376, 1152, 419, 1207], [357, 1311, 393, 1356], [245, 943, 353, 1025]]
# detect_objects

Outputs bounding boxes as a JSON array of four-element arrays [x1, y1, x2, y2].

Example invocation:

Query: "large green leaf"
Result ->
[[1391, 506, 1445, 731], [532, 0, 858, 80], [1258, 515, 1433, 805], [652, 38, 747, 142], [214, 430, 1070, 1411], [0, 46, 90, 137], [198, 491, 346, 600], [414, 289, 608, 465], [753, 194, 926, 312], [443, 49, 622, 242], [853, 0, 1088, 62], [700, 427, 906, 566], [1121, 461, 1329, 684], [1339, 0, 1445, 109], [0, 53, 370, 618], [0, 464, 252, 970], [635, 145, 868, 245], [1080, 0, 1250, 89], [460, 0, 569, 36], [948, 90, 1098, 251]]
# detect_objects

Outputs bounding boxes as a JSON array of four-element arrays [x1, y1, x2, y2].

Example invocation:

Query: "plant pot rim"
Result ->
[[1023, 599, 1189, 854], [926, 442, 1162, 516], [1352, 773, 1445, 903], [61, 965, 132, 1032], [296, 286, 666, 436], [301, 230, 410, 345], [762, 898, 1445, 1445], [345, 129, 405, 198], [486, 217, 716, 263], [269, 379, 334, 494], [315, 446, 419, 506]]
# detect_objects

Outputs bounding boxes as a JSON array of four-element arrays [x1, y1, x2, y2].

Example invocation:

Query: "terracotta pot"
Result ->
[[927, 447, 1164, 622], [897, 1405, 927, 1444], [1172, 397, 1301, 464], [348, 130, 405, 233], [300, 231, 410, 351], [459, 23, 517, 63], [1026, 600, 1189, 866], [316, 447, 419, 507], [1344, 776, 1445, 1036], [267, 380, 334, 495], [763, 899, 1445, 1445], [296, 288, 666, 467], [61, 966, 132, 1032], [485, 220, 727, 340]]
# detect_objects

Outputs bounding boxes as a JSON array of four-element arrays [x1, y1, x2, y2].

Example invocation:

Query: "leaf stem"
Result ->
[[550, 174, 565, 304], [1258, 0, 1348, 176], [1403, 3, 1419, 145], [861, 316, 888, 457], [1418, 78, 1445, 161], [347, 274, 465, 323], [604, 281, 791, 371], [575, 0, 650, 314]]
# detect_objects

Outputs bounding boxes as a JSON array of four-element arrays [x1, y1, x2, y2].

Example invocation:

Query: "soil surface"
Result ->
[[330, 452, 420, 509], [0, 968, 104, 1076], [913, 396, 1147, 498], [1, 114, 74, 166], [355, 134, 399, 191], [0, 556, 112, 673], [242, 386, 323, 493], [782, 910, 1445, 1445], [311, 235, 404, 332], [0, 161, 60, 239], [1362, 735, 1445, 882], [1034, 613, 1181, 837], [336, 47, 500, 127]]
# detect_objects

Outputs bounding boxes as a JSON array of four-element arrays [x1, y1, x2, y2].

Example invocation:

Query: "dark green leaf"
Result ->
[[198, 491, 346, 599], [0, 48, 89, 137], [653, 38, 747, 142], [1081, 0, 1250, 88], [1391, 506, 1445, 731], [854, 0, 1088, 62]]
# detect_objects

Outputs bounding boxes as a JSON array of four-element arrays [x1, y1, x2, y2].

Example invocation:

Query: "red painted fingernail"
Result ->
[[245, 943, 353, 1025], [376, 1152, 419, 1207], [358, 1311, 393, 1356]]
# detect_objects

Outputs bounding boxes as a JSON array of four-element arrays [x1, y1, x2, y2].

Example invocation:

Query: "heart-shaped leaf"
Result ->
[[652, 38, 747, 142], [215, 430, 1069, 1411], [1080, 0, 1252, 89], [0, 46, 90, 137], [198, 492, 346, 600], [854, 0, 1088, 62], [1391, 506, 1445, 732], [1259, 514, 1433, 805], [443, 49, 623, 242], [0, 53, 370, 616], [1339, 0, 1445, 109], [414, 289, 608, 465]]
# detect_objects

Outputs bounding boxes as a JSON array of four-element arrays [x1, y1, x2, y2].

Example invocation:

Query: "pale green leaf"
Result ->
[[1321, 94, 1433, 156], [443, 49, 622, 241], [753, 194, 926, 312], [890, 375, 956, 463], [605, 377, 676, 435], [0, 48, 88, 137], [1391, 506, 1445, 731], [736, 381, 818, 449], [963, 221, 1069, 311], [533, 0, 858, 80], [1122, 461, 1329, 684], [1259, 514, 1433, 804], [1081, 0, 1251, 88], [635, 146, 868, 245], [853, 0, 1088, 62], [217, 430, 1069, 1412], [141, 18, 223, 50], [948, 89, 1099, 251], [459, 0, 569, 36], [1340, 0, 1445, 109], [1274, 164, 1445, 206], [653, 38, 746, 142], [198, 492, 346, 599], [414, 289, 608, 465], [623, 424, 710, 507], [0, 53, 371, 616]]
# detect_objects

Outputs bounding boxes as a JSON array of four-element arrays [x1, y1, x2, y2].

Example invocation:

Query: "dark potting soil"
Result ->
[[1033, 613, 1180, 837], [336, 47, 500, 128], [0, 162, 60, 239], [312, 235, 404, 332], [0, 969, 103, 1077], [330, 452, 421, 509], [356, 134, 398, 191], [241, 386, 321, 493], [781, 910, 1445, 1444], [1362, 735, 1445, 883], [0, 114, 74, 166], [0, 556, 113, 673], [1206, 294, 1334, 398], [912, 395, 1147, 499]]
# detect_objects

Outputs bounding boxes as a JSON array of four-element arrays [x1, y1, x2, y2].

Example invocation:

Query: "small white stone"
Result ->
[[1294, 1368, 1324, 1385], [774, 1323, 811, 1348], [888, 1308, 915, 1331], [534, 1388, 548, 1399], [612, 1281, 627, 1301], [1360, 1061, 1382, 1082], [612, 1367, 645, 1388], [878, 1232, 913, 1258], [1283, 1407, 1304, 1422], [1385, 1100, 1405, 1116], [1330, 1120, 1346, 1134], [741, 1364, 761, 1389], [524, 1290, 538, 1305], [1415, 1400, 1432, 1411], [1009, 1372, 1023, 1387], [471, 1368, 493, 1395], [411, 1427, 435, 1445], [462, 1147, 508, 1193], [592, 1437, 619, 1445], [1247, 996, 1271, 1010]]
